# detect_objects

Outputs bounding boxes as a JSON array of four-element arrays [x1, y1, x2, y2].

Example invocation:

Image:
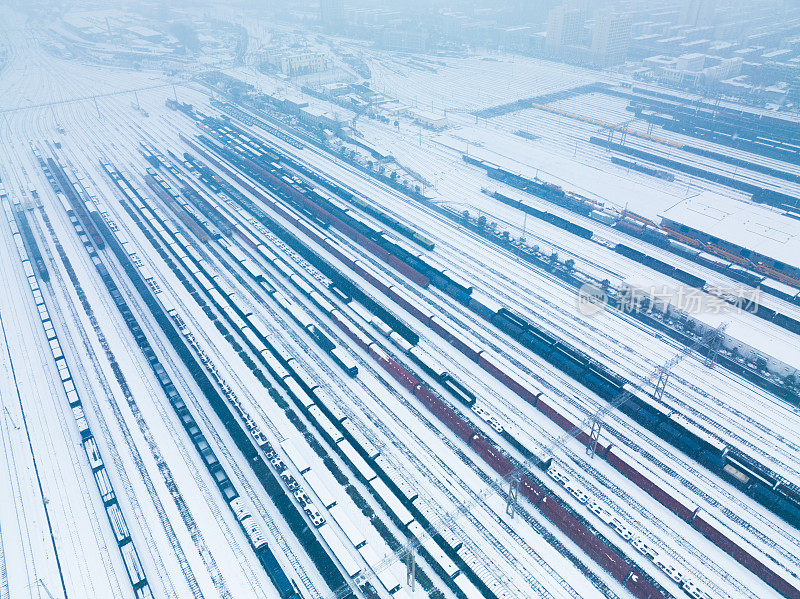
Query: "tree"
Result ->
[[477, 215, 487, 228]]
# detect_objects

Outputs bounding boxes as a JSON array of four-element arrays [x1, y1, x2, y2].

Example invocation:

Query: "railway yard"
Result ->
[[2, 6, 800, 599]]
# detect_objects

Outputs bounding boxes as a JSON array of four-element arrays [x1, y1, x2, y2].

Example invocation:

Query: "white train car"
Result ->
[[280, 436, 312, 475], [369, 478, 414, 527], [308, 405, 343, 444], [318, 523, 362, 578], [303, 470, 337, 510], [407, 522, 458, 578], [359, 544, 401, 594], [338, 439, 377, 483], [329, 504, 367, 550]]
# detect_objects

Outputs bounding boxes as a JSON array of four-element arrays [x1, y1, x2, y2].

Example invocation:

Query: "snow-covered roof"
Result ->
[[408, 107, 446, 121], [659, 194, 800, 270], [127, 25, 162, 39]]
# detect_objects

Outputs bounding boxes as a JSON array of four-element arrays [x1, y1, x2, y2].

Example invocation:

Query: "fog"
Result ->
[[0, 2, 798, 599]]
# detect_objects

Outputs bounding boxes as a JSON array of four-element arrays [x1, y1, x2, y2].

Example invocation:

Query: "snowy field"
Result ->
[[364, 51, 609, 113]]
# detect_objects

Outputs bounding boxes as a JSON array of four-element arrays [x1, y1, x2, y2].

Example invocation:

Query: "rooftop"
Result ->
[[127, 25, 162, 38], [659, 194, 800, 270]]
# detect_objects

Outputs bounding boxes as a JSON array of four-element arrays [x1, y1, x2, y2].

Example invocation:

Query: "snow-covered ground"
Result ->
[[1, 6, 800, 599]]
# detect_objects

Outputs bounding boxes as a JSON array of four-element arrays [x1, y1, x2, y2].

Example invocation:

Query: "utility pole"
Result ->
[[506, 473, 521, 518], [586, 413, 603, 458], [36, 579, 57, 599], [703, 324, 726, 367], [653, 366, 670, 401], [405, 543, 416, 591]]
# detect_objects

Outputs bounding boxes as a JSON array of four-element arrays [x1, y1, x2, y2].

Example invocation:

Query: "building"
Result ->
[[659, 193, 800, 280], [501, 26, 533, 53], [267, 51, 327, 76], [407, 108, 448, 131], [546, 6, 584, 49], [320, 82, 350, 97], [680, 0, 716, 27], [320, 0, 345, 31], [652, 53, 742, 87], [298, 105, 348, 130], [676, 52, 705, 71], [380, 28, 429, 53], [127, 26, 163, 44], [378, 100, 409, 116], [591, 11, 633, 67]]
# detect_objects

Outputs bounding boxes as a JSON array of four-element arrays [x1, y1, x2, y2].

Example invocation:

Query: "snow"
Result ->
[[660, 194, 800, 271], [364, 51, 609, 113], [1, 5, 800, 599], [437, 124, 695, 219]]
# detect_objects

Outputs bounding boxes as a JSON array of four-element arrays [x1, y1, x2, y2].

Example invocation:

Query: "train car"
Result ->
[[308, 405, 344, 444], [408, 346, 448, 380], [338, 439, 378, 483], [318, 523, 362, 577], [491, 307, 530, 338], [340, 418, 380, 460], [441, 376, 476, 407], [330, 346, 358, 377], [369, 478, 414, 527], [359, 544, 401, 594], [329, 504, 367, 549], [256, 545, 297, 598], [303, 470, 337, 510], [120, 543, 148, 590]]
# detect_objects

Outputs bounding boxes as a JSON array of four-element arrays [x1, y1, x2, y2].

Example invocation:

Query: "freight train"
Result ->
[[179, 123, 800, 598], [614, 86, 800, 165], [42, 154, 354, 599], [105, 160, 490, 599], [167, 130, 671, 596], [610, 156, 675, 181], [470, 159, 800, 335], [590, 136, 800, 212], [93, 219, 302, 599], [5, 201, 154, 598], [199, 112, 436, 250], [614, 244, 706, 288], [492, 191, 594, 239], [194, 109, 800, 526], [14, 207, 49, 282]]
